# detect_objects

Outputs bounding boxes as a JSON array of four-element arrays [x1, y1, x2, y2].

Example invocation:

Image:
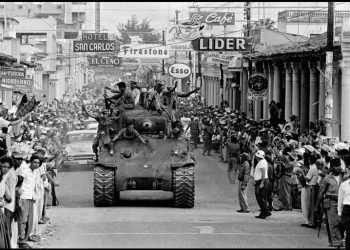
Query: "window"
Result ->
[[56, 4, 62, 9], [18, 4, 23, 9], [37, 4, 41, 9]]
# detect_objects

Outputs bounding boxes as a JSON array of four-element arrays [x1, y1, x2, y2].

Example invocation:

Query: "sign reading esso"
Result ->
[[168, 63, 192, 79]]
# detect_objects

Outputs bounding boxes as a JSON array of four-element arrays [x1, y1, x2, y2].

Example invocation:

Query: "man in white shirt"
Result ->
[[2, 156, 18, 248], [253, 150, 271, 219], [17, 154, 41, 248]]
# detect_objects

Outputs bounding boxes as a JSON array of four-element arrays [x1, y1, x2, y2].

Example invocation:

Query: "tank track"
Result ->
[[93, 165, 116, 207], [172, 166, 195, 208]]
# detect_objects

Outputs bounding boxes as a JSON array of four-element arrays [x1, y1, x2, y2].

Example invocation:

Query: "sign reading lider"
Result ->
[[119, 44, 169, 59], [189, 12, 235, 26], [88, 56, 121, 67], [191, 37, 250, 52], [168, 63, 192, 78], [73, 33, 116, 52]]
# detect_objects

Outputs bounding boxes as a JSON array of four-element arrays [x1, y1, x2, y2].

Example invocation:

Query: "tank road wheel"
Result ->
[[93, 165, 116, 207], [172, 166, 195, 208]]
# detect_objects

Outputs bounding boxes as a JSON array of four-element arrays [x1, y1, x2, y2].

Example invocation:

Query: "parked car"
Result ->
[[83, 117, 98, 132], [62, 130, 96, 168]]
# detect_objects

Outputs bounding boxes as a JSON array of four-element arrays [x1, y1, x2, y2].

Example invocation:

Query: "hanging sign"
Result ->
[[119, 44, 169, 59], [168, 63, 192, 79], [189, 12, 235, 26], [191, 37, 251, 52], [88, 56, 121, 67], [247, 73, 268, 100]]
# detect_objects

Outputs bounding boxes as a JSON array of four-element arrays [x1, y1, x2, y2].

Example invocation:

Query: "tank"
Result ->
[[93, 106, 196, 208]]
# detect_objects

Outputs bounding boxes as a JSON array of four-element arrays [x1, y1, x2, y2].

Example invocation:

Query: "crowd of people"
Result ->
[[0, 80, 108, 249], [183, 99, 350, 249]]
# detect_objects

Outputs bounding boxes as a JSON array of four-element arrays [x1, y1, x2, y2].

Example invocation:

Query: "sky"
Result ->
[[99, 2, 350, 35]]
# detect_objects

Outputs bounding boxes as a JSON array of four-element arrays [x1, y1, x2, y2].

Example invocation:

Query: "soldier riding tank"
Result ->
[[93, 102, 196, 208]]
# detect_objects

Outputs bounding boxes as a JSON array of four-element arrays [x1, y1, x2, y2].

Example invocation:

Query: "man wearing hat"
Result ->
[[316, 158, 344, 247], [253, 150, 271, 219]]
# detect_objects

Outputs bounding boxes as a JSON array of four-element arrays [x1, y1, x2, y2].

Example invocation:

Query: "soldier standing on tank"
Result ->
[[104, 81, 135, 111], [112, 119, 147, 143], [82, 104, 117, 161]]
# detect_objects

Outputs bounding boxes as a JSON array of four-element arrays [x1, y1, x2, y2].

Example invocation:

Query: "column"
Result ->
[[332, 62, 341, 138], [262, 62, 268, 119], [341, 60, 350, 142], [318, 61, 325, 120], [308, 61, 318, 123], [300, 61, 309, 133], [284, 62, 292, 122], [241, 68, 248, 113], [267, 62, 274, 118], [291, 61, 301, 118], [232, 87, 237, 110], [272, 62, 280, 103]]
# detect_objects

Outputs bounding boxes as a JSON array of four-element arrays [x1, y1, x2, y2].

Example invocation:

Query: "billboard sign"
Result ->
[[119, 44, 169, 59], [191, 37, 251, 52], [247, 73, 268, 100]]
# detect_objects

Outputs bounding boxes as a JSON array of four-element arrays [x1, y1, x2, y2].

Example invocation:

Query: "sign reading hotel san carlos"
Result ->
[[191, 37, 251, 52], [73, 33, 116, 52], [189, 12, 235, 26], [168, 63, 192, 79], [247, 73, 268, 100]]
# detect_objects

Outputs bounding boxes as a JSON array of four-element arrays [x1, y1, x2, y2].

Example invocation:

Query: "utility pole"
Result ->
[[245, 2, 253, 118], [95, 2, 100, 32], [162, 30, 165, 75], [174, 10, 180, 64], [195, 6, 203, 105], [324, 2, 334, 136]]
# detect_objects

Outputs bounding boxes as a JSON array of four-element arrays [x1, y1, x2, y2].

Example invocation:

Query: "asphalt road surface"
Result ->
[[43, 146, 329, 248]]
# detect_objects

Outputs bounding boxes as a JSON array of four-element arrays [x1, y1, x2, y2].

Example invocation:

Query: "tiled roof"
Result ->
[[246, 27, 342, 61]]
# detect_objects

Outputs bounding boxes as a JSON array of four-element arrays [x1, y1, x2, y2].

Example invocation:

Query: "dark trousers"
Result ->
[[191, 132, 199, 148], [18, 199, 34, 243], [202, 137, 212, 155], [341, 205, 350, 249], [4, 208, 13, 240], [267, 179, 274, 210], [255, 179, 270, 216]]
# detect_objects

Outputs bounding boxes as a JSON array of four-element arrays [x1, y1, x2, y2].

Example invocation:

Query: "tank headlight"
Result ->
[[67, 156, 74, 161]]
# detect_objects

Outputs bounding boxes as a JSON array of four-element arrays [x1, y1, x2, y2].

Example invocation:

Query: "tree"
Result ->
[[253, 18, 276, 30], [114, 15, 161, 44]]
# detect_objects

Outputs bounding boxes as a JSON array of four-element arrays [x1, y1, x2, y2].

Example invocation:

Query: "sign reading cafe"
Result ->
[[189, 12, 235, 26]]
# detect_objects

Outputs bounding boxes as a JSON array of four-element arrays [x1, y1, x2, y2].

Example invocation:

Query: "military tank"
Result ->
[[93, 106, 195, 208]]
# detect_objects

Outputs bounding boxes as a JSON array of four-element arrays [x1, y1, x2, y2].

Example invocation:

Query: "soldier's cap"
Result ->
[[127, 119, 135, 126], [117, 81, 126, 88], [330, 158, 341, 168]]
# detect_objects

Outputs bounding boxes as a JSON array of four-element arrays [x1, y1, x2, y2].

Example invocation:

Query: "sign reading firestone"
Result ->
[[73, 33, 116, 52], [189, 12, 235, 25], [191, 37, 250, 52]]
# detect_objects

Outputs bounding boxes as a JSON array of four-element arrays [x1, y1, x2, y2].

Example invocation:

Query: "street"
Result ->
[[39, 147, 329, 248]]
